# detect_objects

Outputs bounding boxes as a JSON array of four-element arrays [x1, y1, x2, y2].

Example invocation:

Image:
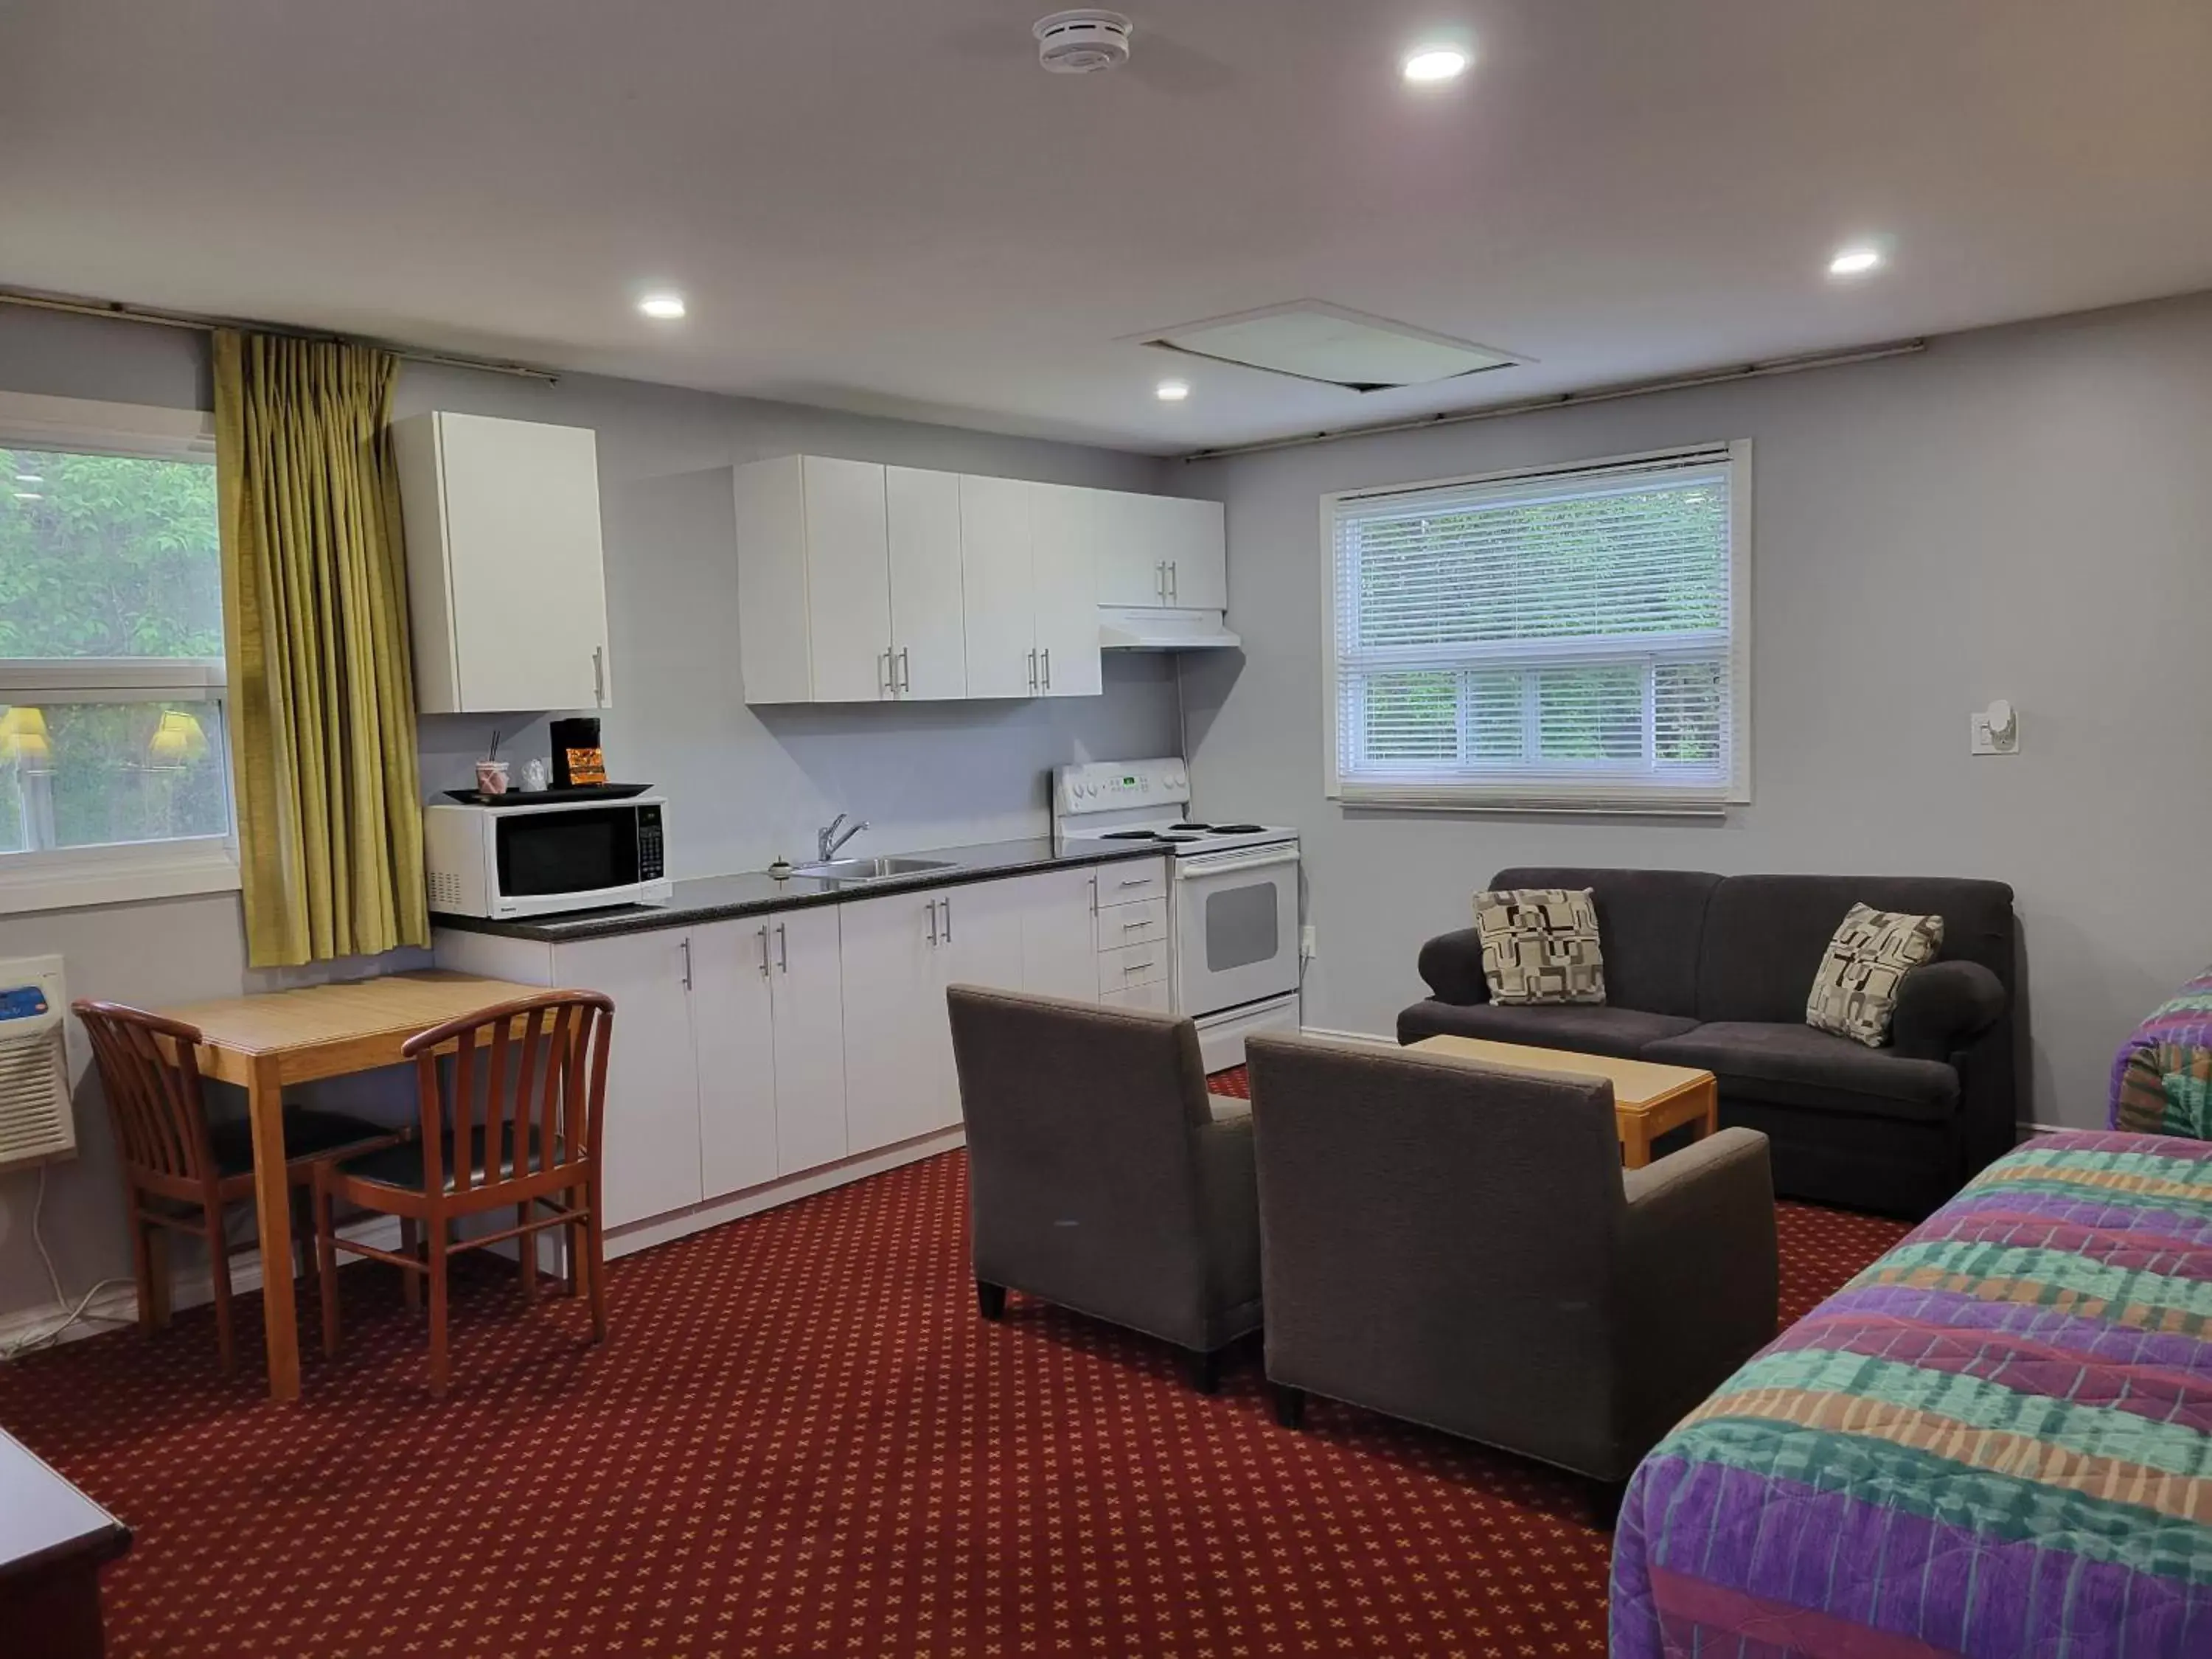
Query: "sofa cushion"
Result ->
[[1697, 874, 2015, 1026], [1397, 998, 1700, 1058], [1474, 888, 1607, 1005], [1644, 1021, 1960, 1122], [1491, 868, 1720, 1018], [1806, 903, 1947, 1047]]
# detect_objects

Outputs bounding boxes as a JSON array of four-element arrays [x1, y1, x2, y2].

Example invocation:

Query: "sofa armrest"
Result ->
[[1416, 928, 1491, 1006], [1890, 960, 2007, 1062], [1618, 1128, 1777, 1454]]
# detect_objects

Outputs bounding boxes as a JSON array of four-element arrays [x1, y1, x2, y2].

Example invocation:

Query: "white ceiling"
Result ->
[[5, 1, 2211, 453]]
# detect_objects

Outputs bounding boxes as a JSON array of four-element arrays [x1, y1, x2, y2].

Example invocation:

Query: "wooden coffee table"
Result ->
[[1408, 1034, 1719, 1169]]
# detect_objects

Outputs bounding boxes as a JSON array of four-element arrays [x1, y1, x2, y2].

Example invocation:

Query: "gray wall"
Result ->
[[1180, 290, 2212, 1133], [0, 306, 1177, 1324]]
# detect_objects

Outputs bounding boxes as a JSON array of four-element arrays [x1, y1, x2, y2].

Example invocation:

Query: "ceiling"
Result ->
[[4, 1, 2211, 453]]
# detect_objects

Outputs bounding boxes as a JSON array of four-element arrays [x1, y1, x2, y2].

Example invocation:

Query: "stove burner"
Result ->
[[1209, 824, 1267, 835], [1169, 821, 1211, 832], [1159, 834, 1203, 844], [1099, 830, 1165, 841]]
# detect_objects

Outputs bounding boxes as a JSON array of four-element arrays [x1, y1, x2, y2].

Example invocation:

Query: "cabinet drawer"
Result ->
[[1096, 897, 1166, 953], [1100, 980, 1171, 1014], [1096, 860, 1168, 908], [1098, 939, 1169, 995]]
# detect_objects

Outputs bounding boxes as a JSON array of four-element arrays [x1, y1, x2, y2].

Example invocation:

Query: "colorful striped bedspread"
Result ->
[[2110, 969, 2212, 1139], [1610, 1131, 2212, 1658]]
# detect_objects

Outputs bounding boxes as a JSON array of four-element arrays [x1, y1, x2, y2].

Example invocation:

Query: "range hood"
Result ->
[[1098, 605, 1242, 652]]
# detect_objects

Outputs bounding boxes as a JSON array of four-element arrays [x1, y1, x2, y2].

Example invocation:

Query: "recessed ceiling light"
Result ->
[[1155, 379, 1192, 403], [13, 473, 42, 484], [1828, 246, 1883, 277], [12, 491, 43, 502], [637, 292, 687, 320], [1402, 45, 1470, 83]]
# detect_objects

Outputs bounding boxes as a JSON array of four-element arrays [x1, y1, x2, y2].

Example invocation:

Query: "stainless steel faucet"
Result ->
[[817, 813, 870, 861]]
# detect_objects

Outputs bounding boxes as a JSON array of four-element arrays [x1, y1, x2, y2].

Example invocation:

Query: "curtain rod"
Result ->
[[1178, 338, 1927, 462], [0, 287, 562, 383]]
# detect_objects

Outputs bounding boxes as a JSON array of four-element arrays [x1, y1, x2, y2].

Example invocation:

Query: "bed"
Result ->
[[1610, 1130, 2212, 1658], [2110, 969, 2212, 1140]]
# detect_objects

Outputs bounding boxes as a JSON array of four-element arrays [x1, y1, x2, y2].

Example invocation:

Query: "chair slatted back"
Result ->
[[401, 992, 613, 1199], [72, 1001, 219, 1194]]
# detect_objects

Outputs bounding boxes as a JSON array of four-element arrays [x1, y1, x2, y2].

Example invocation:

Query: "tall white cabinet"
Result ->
[[393, 411, 613, 714]]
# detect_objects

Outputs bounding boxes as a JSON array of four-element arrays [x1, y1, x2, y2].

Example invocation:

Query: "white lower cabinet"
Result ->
[[547, 930, 706, 1229], [1018, 865, 1100, 1001], [436, 858, 1135, 1237], [690, 908, 849, 1193]]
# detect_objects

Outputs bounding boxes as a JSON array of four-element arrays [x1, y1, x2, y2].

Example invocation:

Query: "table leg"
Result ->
[[245, 1053, 300, 1402], [1620, 1117, 1653, 1169], [1700, 1080, 1719, 1140]]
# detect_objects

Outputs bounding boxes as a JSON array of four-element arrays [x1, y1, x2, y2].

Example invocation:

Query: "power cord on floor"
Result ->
[[0, 1164, 134, 1361]]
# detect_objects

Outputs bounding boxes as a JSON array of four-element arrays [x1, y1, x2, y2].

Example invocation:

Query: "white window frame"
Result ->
[[0, 390, 239, 914], [1321, 440, 1753, 815]]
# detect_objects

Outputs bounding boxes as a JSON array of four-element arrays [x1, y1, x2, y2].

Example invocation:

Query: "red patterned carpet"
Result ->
[[0, 1079, 1910, 1659]]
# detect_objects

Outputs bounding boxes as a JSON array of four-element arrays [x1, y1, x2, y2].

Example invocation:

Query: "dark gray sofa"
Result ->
[[1398, 869, 2017, 1217]]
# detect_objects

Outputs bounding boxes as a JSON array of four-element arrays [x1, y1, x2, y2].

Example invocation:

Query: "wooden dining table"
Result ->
[[156, 970, 541, 1402]]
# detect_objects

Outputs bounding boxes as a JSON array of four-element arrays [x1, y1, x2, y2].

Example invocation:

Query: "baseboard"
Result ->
[[1295, 1025, 1397, 1047], [0, 1214, 406, 1357], [605, 1128, 967, 1260]]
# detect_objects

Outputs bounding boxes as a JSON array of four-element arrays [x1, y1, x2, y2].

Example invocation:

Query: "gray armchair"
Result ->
[[1246, 1032, 1775, 1491], [947, 985, 1262, 1392]]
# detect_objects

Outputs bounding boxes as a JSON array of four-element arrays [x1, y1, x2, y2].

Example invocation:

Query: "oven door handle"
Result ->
[[1172, 845, 1301, 880]]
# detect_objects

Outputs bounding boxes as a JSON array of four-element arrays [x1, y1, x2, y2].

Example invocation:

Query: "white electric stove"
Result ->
[[1053, 758, 1301, 1070]]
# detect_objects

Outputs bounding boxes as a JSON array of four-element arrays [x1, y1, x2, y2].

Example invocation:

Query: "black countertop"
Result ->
[[430, 837, 1166, 944]]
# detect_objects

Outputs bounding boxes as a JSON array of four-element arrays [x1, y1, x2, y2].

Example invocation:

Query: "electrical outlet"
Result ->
[[1969, 707, 2020, 756], [1300, 924, 1318, 961]]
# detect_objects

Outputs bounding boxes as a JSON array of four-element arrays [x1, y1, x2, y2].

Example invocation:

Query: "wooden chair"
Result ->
[[71, 999, 402, 1375], [314, 991, 613, 1397]]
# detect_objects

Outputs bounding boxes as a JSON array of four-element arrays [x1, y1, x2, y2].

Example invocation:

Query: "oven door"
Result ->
[[1172, 843, 1300, 1018]]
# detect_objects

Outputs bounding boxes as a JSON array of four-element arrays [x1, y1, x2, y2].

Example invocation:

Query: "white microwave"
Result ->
[[422, 797, 672, 919]]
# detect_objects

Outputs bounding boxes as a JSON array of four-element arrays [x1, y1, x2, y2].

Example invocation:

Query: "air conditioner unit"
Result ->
[[0, 956, 74, 1172]]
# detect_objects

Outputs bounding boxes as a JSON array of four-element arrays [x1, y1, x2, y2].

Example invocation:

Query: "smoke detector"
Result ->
[[1034, 10, 1133, 74]]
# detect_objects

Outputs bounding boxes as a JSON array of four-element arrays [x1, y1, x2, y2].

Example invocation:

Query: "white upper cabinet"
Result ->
[[394, 411, 611, 714], [1093, 490, 1226, 612], [735, 456, 1229, 705], [1028, 484, 1105, 698], [736, 456, 975, 703], [802, 456, 895, 703], [885, 466, 968, 700], [957, 474, 1040, 700]]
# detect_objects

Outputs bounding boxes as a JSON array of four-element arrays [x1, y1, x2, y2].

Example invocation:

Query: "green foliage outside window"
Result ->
[[0, 448, 229, 854]]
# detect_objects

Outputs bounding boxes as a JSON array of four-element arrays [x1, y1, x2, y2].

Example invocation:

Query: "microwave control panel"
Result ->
[[636, 804, 665, 881]]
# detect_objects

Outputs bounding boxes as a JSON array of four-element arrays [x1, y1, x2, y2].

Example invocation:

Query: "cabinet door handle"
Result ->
[[879, 649, 892, 698], [1169, 561, 1178, 602], [776, 922, 789, 974], [1124, 959, 1155, 974], [1155, 560, 1166, 602], [926, 899, 939, 947], [757, 925, 771, 978], [1026, 648, 1037, 695], [1118, 876, 1149, 888], [592, 645, 606, 705], [679, 937, 692, 991], [898, 646, 912, 693], [939, 895, 953, 942], [1041, 647, 1051, 692]]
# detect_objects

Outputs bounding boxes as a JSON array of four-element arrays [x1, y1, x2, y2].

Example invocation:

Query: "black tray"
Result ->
[[443, 784, 653, 807]]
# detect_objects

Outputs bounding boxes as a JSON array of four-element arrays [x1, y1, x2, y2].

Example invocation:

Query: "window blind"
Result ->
[[1327, 445, 1747, 811]]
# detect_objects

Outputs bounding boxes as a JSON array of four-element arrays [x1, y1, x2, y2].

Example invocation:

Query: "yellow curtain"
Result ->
[[215, 330, 428, 967]]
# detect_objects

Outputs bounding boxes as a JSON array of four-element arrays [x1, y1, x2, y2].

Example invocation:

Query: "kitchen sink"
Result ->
[[790, 855, 957, 883]]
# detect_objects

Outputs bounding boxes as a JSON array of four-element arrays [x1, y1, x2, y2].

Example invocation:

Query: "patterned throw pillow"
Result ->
[[1806, 903, 1945, 1047], [1473, 888, 1607, 1006]]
